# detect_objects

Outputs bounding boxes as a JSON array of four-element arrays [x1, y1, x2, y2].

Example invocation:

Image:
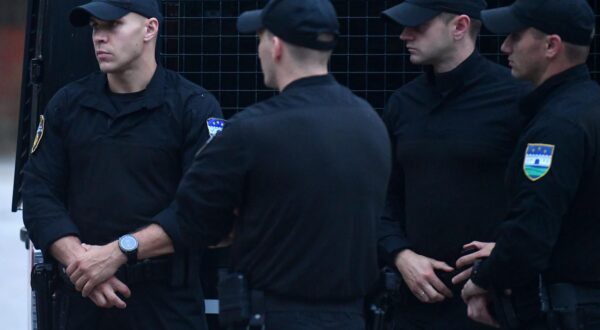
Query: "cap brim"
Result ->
[[69, 3, 130, 27], [382, 3, 440, 27], [237, 10, 263, 34], [481, 6, 527, 35]]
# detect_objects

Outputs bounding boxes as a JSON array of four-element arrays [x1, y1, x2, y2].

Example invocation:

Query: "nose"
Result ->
[[93, 28, 108, 44], [400, 27, 414, 41], [500, 36, 512, 55]]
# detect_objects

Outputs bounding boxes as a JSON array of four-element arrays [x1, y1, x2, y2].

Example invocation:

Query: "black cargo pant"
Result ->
[[233, 294, 365, 330], [389, 293, 493, 330], [56, 279, 208, 330], [517, 308, 600, 330]]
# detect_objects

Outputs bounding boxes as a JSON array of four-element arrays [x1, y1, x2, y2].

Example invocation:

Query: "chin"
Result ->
[[99, 65, 114, 74], [264, 80, 275, 89], [263, 76, 276, 89], [98, 62, 123, 74], [511, 68, 523, 80], [409, 55, 424, 65]]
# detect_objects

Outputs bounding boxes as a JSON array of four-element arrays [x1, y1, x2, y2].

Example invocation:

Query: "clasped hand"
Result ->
[[66, 242, 129, 307]]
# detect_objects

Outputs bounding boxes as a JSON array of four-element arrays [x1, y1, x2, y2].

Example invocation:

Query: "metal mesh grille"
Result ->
[[160, 0, 600, 118]]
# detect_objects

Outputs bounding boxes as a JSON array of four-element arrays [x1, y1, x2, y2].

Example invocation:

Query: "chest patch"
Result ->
[[523, 143, 555, 181], [31, 115, 45, 154], [206, 117, 226, 138]]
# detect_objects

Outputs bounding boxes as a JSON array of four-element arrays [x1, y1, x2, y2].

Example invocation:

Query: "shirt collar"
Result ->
[[281, 74, 337, 94], [425, 50, 483, 94], [81, 66, 167, 118], [519, 64, 591, 116]]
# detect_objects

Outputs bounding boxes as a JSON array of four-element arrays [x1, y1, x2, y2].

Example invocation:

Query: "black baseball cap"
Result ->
[[237, 0, 340, 51], [382, 0, 488, 27], [70, 0, 163, 27], [481, 0, 595, 46]]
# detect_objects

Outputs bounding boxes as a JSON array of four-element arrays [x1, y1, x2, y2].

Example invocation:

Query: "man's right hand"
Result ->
[[395, 249, 454, 303], [49, 236, 87, 266], [452, 241, 495, 285], [50, 236, 131, 308], [88, 276, 131, 309]]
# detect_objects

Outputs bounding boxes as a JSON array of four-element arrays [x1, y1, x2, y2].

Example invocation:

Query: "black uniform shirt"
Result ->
[[176, 74, 392, 300], [22, 66, 222, 255], [473, 64, 600, 289], [379, 51, 527, 269]]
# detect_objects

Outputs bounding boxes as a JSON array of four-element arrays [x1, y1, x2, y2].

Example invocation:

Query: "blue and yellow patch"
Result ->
[[523, 143, 554, 181], [206, 118, 226, 138]]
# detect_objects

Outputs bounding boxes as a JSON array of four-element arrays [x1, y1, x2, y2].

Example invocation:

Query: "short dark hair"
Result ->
[[286, 42, 333, 67], [564, 43, 590, 63], [531, 28, 590, 64]]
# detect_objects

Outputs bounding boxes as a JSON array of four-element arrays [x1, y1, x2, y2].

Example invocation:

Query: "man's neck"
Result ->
[[533, 60, 584, 87], [277, 66, 328, 92], [433, 42, 475, 74], [107, 59, 157, 94]]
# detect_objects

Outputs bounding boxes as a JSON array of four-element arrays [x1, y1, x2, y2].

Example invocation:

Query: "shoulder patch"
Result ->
[[31, 115, 45, 154], [206, 117, 226, 138], [523, 143, 555, 181]]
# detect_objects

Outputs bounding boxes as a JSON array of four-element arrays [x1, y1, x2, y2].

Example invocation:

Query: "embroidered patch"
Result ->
[[31, 115, 45, 154], [206, 118, 226, 138], [523, 143, 555, 181]]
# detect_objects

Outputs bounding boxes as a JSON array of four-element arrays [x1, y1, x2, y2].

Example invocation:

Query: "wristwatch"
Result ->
[[118, 234, 138, 265]]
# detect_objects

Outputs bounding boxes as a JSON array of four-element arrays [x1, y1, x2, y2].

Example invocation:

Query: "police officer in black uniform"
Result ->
[[378, 0, 526, 329], [22, 0, 222, 329], [174, 0, 391, 329], [461, 0, 600, 329]]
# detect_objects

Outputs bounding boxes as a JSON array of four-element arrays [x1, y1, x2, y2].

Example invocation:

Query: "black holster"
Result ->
[[366, 267, 402, 330], [31, 262, 58, 330], [217, 272, 265, 329], [491, 289, 521, 329], [489, 280, 541, 329], [492, 276, 600, 330]]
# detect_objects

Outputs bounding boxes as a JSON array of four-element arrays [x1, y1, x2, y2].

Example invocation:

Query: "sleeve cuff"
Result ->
[[471, 259, 494, 290], [151, 205, 184, 253], [28, 216, 80, 256], [378, 236, 411, 266]]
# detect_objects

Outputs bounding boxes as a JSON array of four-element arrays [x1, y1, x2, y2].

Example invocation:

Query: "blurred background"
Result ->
[[0, 2, 28, 329], [0, 1, 26, 154]]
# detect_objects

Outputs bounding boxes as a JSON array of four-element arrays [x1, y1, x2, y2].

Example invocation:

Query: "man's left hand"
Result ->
[[461, 279, 487, 302], [66, 241, 127, 297], [465, 293, 500, 328]]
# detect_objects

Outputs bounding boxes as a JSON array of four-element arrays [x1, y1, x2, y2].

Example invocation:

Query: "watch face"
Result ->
[[119, 235, 138, 252]]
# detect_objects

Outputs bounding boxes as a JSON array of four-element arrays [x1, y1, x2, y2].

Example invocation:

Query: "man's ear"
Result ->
[[272, 36, 283, 62], [452, 15, 471, 40], [144, 18, 159, 42], [545, 34, 563, 59]]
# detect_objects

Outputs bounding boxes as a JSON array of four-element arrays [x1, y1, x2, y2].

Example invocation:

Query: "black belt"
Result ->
[[492, 280, 600, 330], [548, 283, 600, 311], [115, 258, 171, 285]]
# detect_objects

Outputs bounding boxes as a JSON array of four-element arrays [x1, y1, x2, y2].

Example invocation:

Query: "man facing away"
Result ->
[[175, 0, 392, 329]]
